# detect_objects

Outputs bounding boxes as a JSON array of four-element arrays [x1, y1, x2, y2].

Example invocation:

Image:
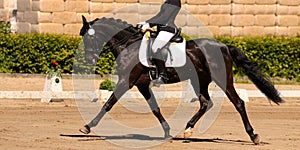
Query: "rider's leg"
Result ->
[[151, 31, 174, 84], [152, 48, 168, 83]]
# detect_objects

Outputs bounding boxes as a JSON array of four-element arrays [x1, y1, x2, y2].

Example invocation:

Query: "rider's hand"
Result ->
[[137, 22, 150, 31]]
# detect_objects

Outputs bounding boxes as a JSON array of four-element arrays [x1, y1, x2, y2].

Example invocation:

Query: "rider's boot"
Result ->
[[151, 48, 168, 87]]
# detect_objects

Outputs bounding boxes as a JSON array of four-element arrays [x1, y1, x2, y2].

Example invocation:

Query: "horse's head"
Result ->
[[80, 16, 138, 64], [80, 16, 104, 64]]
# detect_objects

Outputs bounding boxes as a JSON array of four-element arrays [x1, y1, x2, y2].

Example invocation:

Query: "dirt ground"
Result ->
[[0, 74, 299, 150]]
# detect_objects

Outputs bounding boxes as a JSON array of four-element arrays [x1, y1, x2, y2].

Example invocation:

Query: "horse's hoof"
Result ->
[[184, 127, 193, 139], [251, 134, 260, 145], [79, 125, 90, 134]]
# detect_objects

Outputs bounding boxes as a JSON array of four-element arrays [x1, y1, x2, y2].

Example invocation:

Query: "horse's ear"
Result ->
[[82, 15, 88, 26], [80, 15, 89, 36]]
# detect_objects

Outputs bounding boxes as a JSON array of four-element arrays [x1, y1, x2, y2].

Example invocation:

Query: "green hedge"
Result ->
[[0, 33, 78, 73], [0, 33, 115, 75], [0, 22, 11, 34], [0, 33, 299, 80]]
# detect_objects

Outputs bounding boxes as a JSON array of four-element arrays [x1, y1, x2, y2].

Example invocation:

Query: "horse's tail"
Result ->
[[227, 45, 283, 104]]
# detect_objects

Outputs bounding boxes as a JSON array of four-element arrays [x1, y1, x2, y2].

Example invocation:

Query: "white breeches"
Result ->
[[151, 31, 175, 53]]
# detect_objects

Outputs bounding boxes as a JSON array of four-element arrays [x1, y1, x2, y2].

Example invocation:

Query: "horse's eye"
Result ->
[[88, 28, 95, 35]]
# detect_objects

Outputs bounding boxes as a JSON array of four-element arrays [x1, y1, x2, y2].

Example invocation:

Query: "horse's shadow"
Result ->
[[60, 134, 163, 141], [59, 134, 269, 145]]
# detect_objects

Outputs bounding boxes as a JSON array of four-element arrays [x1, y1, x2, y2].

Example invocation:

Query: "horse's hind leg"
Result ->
[[225, 84, 260, 144], [137, 84, 171, 139], [184, 79, 212, 138]]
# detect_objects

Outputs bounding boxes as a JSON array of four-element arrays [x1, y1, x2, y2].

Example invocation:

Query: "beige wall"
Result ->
[[0, 0, 17, 21], [13, 0, 300, 36]]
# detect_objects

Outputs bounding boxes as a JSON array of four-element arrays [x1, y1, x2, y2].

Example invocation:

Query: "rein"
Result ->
[[100, 29, 142, 55]]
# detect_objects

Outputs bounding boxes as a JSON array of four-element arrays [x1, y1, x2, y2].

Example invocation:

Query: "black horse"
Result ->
[[78, 16, 283, 144]]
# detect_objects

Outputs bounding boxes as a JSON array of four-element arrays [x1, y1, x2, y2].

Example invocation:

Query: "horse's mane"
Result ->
[[87, 17, 142, 55], [91, 17, 137, 33]]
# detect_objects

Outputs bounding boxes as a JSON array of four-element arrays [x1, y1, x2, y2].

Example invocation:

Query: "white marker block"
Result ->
[[41, 76, 63, 102]]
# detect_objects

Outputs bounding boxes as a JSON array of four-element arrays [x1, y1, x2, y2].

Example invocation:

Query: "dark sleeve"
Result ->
[[165, 0, 181, 7], [146, 0, 181, 25]]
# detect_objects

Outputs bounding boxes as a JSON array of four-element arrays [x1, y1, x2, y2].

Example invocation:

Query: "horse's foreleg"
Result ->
[[79, 80, 130, 134], [79, 93, 117, 134], [137, 84, 171, 139], [225, 85, 260, 145]]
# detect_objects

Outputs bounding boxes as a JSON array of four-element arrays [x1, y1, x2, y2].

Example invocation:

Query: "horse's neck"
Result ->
[[108, 35, 128, 57], [106, 28, 138, 57], [95, 20, 139, 57]]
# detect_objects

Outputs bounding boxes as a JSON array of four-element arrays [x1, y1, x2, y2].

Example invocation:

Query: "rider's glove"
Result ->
[[136, 22, 150, 31]]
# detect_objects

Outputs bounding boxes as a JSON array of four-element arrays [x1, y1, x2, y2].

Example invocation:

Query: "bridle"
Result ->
[[84, 26, 102, 59]]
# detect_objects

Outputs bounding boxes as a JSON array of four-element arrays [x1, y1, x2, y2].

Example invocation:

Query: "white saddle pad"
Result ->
[[138, 35, 186, 67]]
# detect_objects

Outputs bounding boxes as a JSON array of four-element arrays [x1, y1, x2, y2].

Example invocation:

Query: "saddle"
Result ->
[[150, 28, 184, 43]]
